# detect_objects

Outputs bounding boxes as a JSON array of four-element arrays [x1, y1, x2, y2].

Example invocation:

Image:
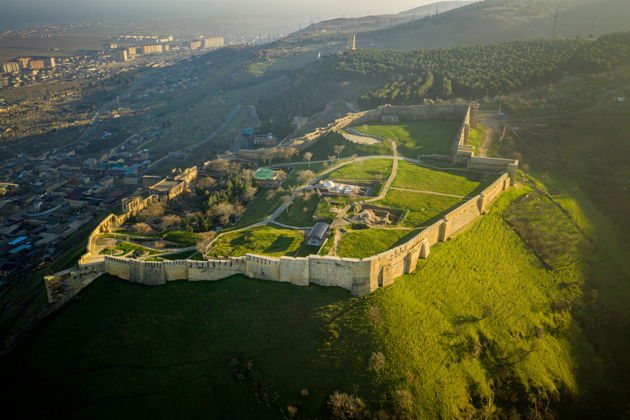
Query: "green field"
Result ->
[[208, 226, 304, 258], [232, 190, 287, 229], [300, 132, 393, 161], [352, 120, 461, 157], [276, 194, 320, 227], [336, 229, 418, 259], [327, 158, 392, 181], [378, 189, 464, 227], [392, 161, 493, 196], [163, 231, 201, 246]]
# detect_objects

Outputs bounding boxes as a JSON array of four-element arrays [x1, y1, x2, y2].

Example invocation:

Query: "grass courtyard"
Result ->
[[351, 120, 461, 157], [327, 158, 393, 181], [378, 189, 464, 227], [393, 161, 494, 196], [336, 228, 419, 259], [299, 132, 393, 161], [208, 226, 305, 258], [276, 193, 321, 227]]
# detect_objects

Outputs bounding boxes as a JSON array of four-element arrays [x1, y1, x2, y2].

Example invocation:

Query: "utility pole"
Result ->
[[552, 7, 559, 38]]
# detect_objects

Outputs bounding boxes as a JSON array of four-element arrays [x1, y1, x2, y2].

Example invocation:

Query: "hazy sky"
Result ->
[[0, 0, 444, 28]]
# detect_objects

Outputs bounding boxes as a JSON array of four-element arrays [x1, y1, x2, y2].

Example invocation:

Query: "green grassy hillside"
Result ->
[[3, 179, 628, 418]]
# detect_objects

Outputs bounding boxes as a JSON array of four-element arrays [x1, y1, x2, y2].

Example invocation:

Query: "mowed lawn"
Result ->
[[328, 158, 392, 181], [351, 120, 461, 156], [393, 161, 495, 196], [336, 228, 418, 259], [277, 193, 320, 227], [378, 189, 464, 227], [208, 226, 304, 257]]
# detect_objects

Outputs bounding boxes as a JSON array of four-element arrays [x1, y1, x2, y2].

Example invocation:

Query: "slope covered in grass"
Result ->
[[2, 181, 629, 418], [352, 120, 460, 157]]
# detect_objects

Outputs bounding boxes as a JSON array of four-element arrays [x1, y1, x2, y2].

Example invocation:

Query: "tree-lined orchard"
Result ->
[[257, 31, 630, 131]]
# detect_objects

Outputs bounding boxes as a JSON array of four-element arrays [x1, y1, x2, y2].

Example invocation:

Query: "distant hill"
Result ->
[[283, 0, 630, 52], [361, 0, 630, 50], [294, 1, 474, 37]]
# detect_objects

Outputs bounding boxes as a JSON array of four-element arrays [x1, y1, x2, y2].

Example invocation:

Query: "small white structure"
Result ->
[[318, 180, 361, 196]]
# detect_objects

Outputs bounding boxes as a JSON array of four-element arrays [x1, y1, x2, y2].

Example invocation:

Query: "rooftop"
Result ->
[[254, 168, 282, 180]]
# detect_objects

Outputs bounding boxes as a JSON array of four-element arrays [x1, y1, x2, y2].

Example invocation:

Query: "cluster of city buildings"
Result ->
[[0, 130, 164, 284], [110, 36, 224, 62]]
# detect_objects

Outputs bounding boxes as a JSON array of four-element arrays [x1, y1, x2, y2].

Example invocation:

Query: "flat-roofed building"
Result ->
[[252, 133, 278, 147], [28, 60, 45, 70], [115, 49, 129, 62], [203, 37, 224, 49], [16, 57, 30, 69], [2, 62, 20, 73], [142, 44, 163, 54], [190, 40, 203, 50]]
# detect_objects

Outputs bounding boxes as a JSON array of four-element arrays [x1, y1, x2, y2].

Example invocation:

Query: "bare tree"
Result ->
[[283, 147, 299, 160], [207, 159, 230, 174], [282, 195, 293, 213], [196, 176, 216, 190], [304, 151, 313, 167], [333, 144, 346, 160], [243, 186, 258, 202], [195, 232, 216, 256], [133, 222, 153, 234], [138, 201, 167, 224], [297, 170, 314, 185], [212, 202, 237, 225], [160, 214, 182, 231]]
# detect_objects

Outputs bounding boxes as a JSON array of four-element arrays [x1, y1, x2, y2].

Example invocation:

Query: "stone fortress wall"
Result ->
[[45, 105, 517, 304], [238, 103, 471, 161]]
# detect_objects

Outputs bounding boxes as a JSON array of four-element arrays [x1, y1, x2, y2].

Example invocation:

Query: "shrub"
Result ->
[[351, 223, 369, 230], [133, 222, 153, 234], [367, 352, 386, 372], [391, 389, 413, 419], [367, 306, 383, 325], [328, 392, 369, 420]]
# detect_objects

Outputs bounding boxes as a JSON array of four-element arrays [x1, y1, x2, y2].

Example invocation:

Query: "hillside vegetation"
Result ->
[[4, 180, 629, 418], [259, 31, 630, 134]]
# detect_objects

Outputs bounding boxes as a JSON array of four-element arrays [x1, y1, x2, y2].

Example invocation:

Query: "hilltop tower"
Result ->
[[348, 34, 357, 51]]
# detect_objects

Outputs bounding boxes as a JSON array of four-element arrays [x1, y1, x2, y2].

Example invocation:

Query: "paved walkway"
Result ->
[[362, 140, 399, 203]]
